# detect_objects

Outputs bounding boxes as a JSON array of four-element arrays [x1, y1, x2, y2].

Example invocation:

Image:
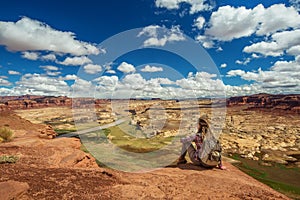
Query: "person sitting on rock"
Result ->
[[177, 115, 226, 170]]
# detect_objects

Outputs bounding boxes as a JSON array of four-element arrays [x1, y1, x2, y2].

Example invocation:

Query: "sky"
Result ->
[[0, 0, 299, 98]]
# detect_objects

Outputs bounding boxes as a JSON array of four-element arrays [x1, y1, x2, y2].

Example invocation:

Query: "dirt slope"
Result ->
[[0, 111, 290, 199]]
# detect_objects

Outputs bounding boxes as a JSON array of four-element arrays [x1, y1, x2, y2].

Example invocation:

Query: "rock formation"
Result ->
[[227, 93, 300, 114]]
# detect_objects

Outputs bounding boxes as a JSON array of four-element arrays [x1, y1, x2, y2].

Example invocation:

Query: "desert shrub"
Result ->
[[0, 155, 19, 164], [0, 127, 14, 142]]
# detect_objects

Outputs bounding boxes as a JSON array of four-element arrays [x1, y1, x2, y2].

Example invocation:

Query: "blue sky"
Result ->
[[0, 0, 299, 98]]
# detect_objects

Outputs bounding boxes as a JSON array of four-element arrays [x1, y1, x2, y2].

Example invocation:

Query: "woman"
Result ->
[[177, 115, 226, 170]]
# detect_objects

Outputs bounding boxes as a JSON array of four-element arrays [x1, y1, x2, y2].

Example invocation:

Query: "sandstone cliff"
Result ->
[[227, 93, 300, 113]]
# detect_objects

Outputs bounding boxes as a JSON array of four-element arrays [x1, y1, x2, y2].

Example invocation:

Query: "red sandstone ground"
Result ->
[[0, 111, 290, 199]]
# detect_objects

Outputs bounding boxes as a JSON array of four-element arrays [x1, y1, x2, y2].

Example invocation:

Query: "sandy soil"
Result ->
[[0, 111, 290, 199]]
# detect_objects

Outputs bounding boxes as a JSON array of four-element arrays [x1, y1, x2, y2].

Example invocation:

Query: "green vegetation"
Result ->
[[231, 154, 300, 200], [80, 144, 89, 153], [54, 128, 77, 135], [88, 122, 175, 153], [0, 155, 19, 164], [0, 127, 14, 142], [229, 153, 240, 161]]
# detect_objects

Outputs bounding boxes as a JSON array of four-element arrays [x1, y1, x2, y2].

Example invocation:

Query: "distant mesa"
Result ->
[[227, 93, 300, 114], [0, 95, 113, 111], [0, 95, 72, 111], [1, 93, 300, 114]]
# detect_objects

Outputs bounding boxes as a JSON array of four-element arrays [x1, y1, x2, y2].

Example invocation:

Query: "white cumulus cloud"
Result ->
[[226, 60, 300, 93], [195, 35, 214, 48], [220, 63, 227, 68], [15, 73, 70, 96], [194, 16, 205, 30], [138, 25, 185, 47], [141, 65, 163, 72], [8, 70, 21, 75], [106, 70, 116, 74], [0, 17, 101, 56], [71, 78, 95, 97], [41, 53, 57, 61], [21, 51, 39, 60], [40, 65, 59, 71], [289, 0, 300, 11], [64, 74, 78, 80], [155, 0, 212, 14], [0, 77, 11, 86], [83, 64, 102, 74], [205, 4, 300, 41], [59, 56, 92, 66], [244, 29, 300, 57], [117, 62, 136, 73]]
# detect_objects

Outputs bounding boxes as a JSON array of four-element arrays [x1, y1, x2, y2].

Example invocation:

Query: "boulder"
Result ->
[[39, 125, 57, 139], [0, 181, 29, 200]]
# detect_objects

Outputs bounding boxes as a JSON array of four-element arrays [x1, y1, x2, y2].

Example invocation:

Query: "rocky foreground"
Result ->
[[0, 112, 290, 199]]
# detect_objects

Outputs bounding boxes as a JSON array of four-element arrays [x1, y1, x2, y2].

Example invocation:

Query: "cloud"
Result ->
[[227, 69, 260, 81], [175, 72, 223, 95], [138, 25, 185, 47], [225, 84, 261, 97], [22, 52, 58, 62], [2, 71, 225, 98], [194, 16, 205, 29], [289, 0, 300, 11], [64, 74, 78, 80], [205, 5, 258, 41], [41, 53, 57, 61], [195, 35, 214, 48], [94, 75, 119, 87], [59, 56, 92, 66], [0, 77, 11, 86], [254, 4, 300, 36], [243, 42, 282, 57], [220, 63, 227, 68], [205, 4, 300, 41], [8, 70, 21, 75], [83, 64, 102, 74], [0, 87, 15, 96], [141, 65, 163, 72], [287, 45, 300, 56], [226, 60, 300, 93], [40, 65, 60, 76], [0, 17, 100, 56], [106, 70, 116, 74], [103, 63, 116, 74], [83, 71, 226, 99], [235, 57, 251, 65], [271, 60, 300, 72], [93, 76, 119, 98], [244, 29, 300, 57], [40, 65, 59, 71], [46, 71, 61, 76], [117, 62, 136, 73], [71, 78, 95, 97], [122, 73, 147, 89], [21, 51, 39, 60], [15, 73, 70, 96], [251, 53, 260, 59], [149, 77, 175, 85], [235, 60, 243, 65], [155, 0, 212, 14]]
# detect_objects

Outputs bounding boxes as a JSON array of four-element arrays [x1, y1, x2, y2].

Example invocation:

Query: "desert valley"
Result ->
[[0, 94, 299, 199]]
